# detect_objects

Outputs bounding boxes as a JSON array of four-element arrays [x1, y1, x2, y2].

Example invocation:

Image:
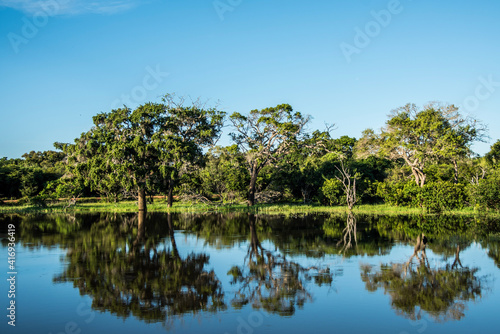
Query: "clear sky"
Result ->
[[1, 0, 499, 158]]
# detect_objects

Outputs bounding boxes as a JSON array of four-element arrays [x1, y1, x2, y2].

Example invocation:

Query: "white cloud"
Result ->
[[0, 0, 148, 16]]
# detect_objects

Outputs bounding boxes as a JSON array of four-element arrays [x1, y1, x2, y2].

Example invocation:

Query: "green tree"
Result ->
[[19, 167, 45, 199], [159, 94, 225, 207], [328, 135, 357, 159], [63, 103, 164, 209], [357, 103, 485, 187], [0, 158, 22, 198], [270, 133, 356, 203], [0, 150, 66, 201], [62, 96, 224, 211], [22, 150, 66, 170], [229, 104, 310, 205]]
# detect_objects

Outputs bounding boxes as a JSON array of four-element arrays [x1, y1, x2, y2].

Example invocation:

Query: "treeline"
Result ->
[[0, 151, 66, 201], [1, 95, 499, 212]]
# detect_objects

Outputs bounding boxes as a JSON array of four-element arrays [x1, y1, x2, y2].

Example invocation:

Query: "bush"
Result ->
[[420, 181, 466, 212], [469, 169, 500, 210], [20, 194, 48, 207], [320, 178, 345, 206], [377, 180, 467, 212], [376, 181, 420, 207], [357, 179, 382, 204]]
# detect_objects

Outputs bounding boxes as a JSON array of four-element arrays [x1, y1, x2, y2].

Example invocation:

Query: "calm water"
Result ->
[[1, 212, 500, 334]]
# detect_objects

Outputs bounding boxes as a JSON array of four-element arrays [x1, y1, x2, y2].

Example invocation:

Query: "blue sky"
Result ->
[[1, 0, 499, 158]]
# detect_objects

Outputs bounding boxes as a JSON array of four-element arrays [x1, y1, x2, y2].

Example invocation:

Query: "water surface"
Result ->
[[1, 212, 499, 333]]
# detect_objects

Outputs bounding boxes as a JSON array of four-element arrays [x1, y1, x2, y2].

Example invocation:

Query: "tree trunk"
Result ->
[[248, 166, 258, 206], [403, 155, 425, 188], [410, 167, 420, 187], [138, 187, 147, 212], [452, 159, 459, 184], [410, 167, 426, 188], [419, 173, 426, 187]]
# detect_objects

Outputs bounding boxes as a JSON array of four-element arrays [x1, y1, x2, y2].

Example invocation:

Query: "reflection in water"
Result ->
[[53, 212, 225, 323], [360, 234, 485, 322], [227, 214, 334, 316], [405, 233, 429, 268], [337, 212, 357, 254], [483, 237, 500, 269], [3, 211, 500, 331]]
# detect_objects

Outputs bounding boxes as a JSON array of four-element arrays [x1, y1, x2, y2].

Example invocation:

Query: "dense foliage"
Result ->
[[377, 181, 467, 212], [0, 151, 65, 203], [0, 100, 498, 211], [60, 95, 223, 211]]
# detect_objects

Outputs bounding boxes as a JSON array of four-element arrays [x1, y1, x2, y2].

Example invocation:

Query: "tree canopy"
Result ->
[[356, 103, 486, 187], [229, 104, 310, 205], [62, 95, 224, 211]]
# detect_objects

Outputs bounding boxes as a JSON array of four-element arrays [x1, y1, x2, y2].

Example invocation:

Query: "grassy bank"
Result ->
[[0, 199, 498, 217]]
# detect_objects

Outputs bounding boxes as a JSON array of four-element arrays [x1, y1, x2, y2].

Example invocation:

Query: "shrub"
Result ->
[[320, 178, 345, 206], [22, 194, 48, 207], [377, 180, 467, 211], [469, 169, 500, 210], [376, 181, 420, 207], [421, 181, 466, 212]]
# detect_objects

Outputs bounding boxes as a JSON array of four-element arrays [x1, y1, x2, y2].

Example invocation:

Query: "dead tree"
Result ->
[[335, 160, 357, 210]]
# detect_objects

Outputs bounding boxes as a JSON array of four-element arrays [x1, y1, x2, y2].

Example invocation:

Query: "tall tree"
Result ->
[[356, 103, 485, 187], [63, 96, 224, 211], [64, 103, 166, 210], [430, 103, 487, 183], [159, 94, 225, 207], [229, 104, 310, 206]]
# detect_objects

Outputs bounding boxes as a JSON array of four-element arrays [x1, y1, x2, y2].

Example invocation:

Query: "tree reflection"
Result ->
[[481, 236, 500, 269], [6, 211, 500, 323], [337, 211, 357, 254], [360, 234, 484, 322], [54, 212, 225, 323], [227, 214, 333, 316]]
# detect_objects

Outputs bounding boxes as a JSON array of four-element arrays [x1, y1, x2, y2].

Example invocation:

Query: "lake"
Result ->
[[1, 212, 499, 333]]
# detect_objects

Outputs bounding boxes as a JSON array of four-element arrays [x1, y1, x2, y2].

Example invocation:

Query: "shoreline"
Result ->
[[0, 201, 498, 217]]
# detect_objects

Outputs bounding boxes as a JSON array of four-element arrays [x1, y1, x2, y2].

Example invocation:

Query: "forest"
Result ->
[[1, 94, 499, 213]]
